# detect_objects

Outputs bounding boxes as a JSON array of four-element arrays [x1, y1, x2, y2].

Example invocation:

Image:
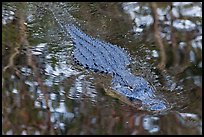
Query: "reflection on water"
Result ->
[[2, 2, 202, 135], [143, 115, 160, 133]]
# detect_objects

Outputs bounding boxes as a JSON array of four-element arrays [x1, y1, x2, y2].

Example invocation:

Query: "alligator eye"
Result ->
[[129, 86, 133, 90]]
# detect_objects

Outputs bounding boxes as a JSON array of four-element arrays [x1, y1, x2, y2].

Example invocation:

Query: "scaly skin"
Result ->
[[65, 24, 168, 112]]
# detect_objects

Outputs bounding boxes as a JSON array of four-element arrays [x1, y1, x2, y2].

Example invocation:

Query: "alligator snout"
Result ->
[[130, 78, 168, 112], [113, 75, 168, 112]]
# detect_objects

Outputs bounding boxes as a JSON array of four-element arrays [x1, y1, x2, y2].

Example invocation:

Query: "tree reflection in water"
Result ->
[[2, 2, 202, 135]]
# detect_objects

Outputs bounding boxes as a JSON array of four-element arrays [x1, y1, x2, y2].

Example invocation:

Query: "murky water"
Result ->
[[2, 2, 202, 135]]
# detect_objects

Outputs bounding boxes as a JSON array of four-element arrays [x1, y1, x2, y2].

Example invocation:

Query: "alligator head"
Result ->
[[111, 72, 168, 112]]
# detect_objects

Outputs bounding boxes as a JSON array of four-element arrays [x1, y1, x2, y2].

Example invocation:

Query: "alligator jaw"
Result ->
[[112, 75, 168, 112]]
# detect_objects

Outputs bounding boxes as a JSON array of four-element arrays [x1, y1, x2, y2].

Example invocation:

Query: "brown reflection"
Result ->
[[2, 3, 55, 135], [151, 2, 167, 69], [170, 3, 179, 67], [159, 112, 201, 135], [149, 2, 202, 71]]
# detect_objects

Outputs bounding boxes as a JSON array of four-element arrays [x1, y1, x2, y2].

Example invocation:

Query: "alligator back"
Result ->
[[65, 24, 130, 75]]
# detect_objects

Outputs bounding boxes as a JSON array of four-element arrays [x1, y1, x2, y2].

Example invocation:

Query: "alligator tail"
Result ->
[[41, 2, 78, 36]]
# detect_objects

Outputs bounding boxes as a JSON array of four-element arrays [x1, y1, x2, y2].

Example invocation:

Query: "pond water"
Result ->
[[2, 2, 202, 135]]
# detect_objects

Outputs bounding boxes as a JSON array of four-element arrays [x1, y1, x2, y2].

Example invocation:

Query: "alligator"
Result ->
[[64, 24, 168, 112], [43, 2, 168, 112]]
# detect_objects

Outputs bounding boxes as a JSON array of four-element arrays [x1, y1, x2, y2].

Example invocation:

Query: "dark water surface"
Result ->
[[2, 2, 202, 135]]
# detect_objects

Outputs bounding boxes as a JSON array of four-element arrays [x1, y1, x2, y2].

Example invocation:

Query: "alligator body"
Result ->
[[65, 24, 167, 112]]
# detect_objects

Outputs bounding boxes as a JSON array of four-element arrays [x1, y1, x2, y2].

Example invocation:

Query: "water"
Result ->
[[2, 2, 202, 135]]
